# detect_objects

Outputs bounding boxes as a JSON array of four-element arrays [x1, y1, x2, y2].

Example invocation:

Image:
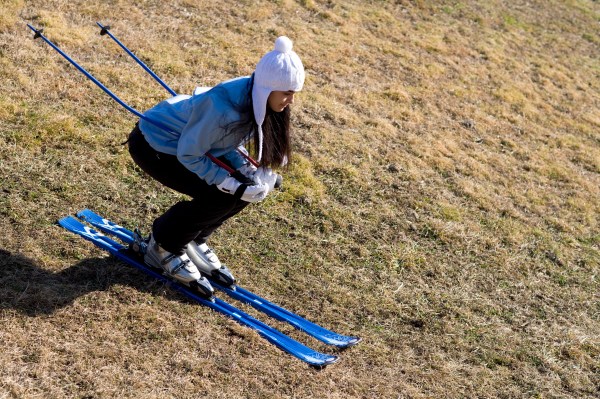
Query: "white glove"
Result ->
[[240, 182, 269, 203], [217, 175, 269, 203], [237, 162, 258, 180], [254, 167, 279, 192]]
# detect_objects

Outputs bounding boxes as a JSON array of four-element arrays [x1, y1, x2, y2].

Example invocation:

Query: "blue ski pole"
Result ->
[[26, 24, 146, 121], [27, 25, 204, 140], [26, 24, 234, 170], [94, 23, 264, 170], [96, 22, 178, 97], [96, 22, 268, 170]]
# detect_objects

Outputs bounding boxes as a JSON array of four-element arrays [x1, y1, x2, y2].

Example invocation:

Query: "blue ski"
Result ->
[[58, 215, 338, 367], [76, 209, 361, 348]]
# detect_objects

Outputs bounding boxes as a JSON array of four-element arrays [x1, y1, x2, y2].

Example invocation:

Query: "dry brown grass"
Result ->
[[1, 0, 599, 398]]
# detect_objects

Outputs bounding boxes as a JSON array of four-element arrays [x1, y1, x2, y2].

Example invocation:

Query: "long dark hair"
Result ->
[[224, 75, 292, 168], [257, 106, 291, 167]]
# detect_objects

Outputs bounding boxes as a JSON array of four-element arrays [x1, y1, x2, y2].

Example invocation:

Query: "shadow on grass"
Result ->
[[0, 248, 172, 316]]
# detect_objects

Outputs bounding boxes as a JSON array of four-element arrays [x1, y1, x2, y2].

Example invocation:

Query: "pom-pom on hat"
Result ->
[[252, 36, 305, 161]]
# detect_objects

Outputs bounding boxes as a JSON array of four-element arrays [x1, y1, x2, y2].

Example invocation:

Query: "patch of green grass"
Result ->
[[438, 204, 462, 222], [277, 154, 325, 204]]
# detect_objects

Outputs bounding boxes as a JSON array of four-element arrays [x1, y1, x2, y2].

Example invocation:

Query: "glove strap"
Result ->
[[230, 171, 251, 200], [231, 170, 254, 185], [234, 183, 249, 199]]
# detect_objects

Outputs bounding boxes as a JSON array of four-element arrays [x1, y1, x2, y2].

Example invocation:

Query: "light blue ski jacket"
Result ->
[[138, 76, 252, 186]]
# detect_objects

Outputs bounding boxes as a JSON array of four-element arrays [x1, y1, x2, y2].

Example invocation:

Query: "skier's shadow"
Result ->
[[0, 248, 170, 316]]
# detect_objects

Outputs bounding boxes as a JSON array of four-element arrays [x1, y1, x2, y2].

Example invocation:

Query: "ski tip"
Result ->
[[309, 355, 339, 369], [343, 336, 362, 348]]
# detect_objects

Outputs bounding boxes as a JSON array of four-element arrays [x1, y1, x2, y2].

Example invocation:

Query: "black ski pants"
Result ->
[[127, 124, 248, 254]]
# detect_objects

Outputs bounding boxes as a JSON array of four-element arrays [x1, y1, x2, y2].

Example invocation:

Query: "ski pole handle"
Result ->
[[274, 174, 282, 189], [208, 153, 282, 189]]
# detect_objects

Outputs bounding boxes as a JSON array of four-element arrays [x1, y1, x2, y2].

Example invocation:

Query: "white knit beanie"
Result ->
[[252, 36, 305, 162]]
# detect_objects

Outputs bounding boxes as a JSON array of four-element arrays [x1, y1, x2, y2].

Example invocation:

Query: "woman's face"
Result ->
[[268, 90, 296, 112]]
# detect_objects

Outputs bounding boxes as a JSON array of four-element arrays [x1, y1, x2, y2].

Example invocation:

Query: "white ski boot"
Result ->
[[144, 235, 215, 298], [186, 241, 236, 287]]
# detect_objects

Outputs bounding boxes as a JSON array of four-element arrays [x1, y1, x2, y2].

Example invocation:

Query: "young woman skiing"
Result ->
[[127, 36, 305, 297]]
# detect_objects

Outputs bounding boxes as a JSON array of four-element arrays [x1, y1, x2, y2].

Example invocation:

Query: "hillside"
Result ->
[[1, 1, 599, 398]]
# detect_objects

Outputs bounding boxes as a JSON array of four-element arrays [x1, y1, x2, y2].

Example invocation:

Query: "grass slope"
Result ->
[[1, 0, 599, 398]]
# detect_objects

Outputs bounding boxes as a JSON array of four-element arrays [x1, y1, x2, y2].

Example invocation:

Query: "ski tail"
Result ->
[[77, 209, 134, 244]]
